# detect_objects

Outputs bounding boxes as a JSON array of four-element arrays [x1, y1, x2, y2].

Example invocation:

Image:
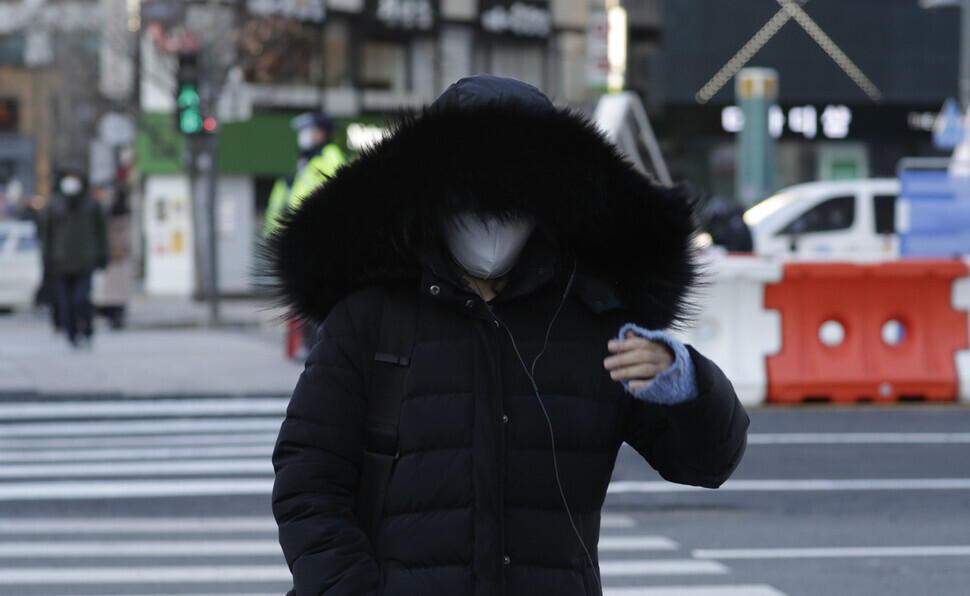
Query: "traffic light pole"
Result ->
[[198, 43, 220, 324], [180, 44, 220, 325], [204, 122, 220, 324]]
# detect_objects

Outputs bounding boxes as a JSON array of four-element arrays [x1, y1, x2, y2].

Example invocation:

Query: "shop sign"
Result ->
[[479, 0, 550, 38], [367, 0, 436, 32], [246, 0, 326, 23], [722, 104, 853, 139], [932, 98, 963, 150], [141, 0, 186, 25], [586, 12, 608, 91]]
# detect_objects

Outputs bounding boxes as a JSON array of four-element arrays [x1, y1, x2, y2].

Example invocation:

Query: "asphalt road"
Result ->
[[606, 406, 970, 596], [1, 397, 968, 596]]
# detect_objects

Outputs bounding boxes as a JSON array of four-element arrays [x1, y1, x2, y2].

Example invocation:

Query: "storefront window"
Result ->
[[0, 35, 25, 66], [0, 99, 17, 132], [238, 16, 320, 84], [489, 43, 544, 88], [361, 41, 408, 91], [321, 19, 349, 87]]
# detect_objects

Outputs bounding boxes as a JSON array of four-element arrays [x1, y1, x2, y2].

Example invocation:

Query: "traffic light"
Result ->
[[176, 52, 204, 135]]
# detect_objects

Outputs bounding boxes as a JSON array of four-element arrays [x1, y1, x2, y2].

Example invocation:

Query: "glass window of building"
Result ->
[[0, 35, 25, 66], [238, 16, 320, 84], [489, 43, 545, 88], [361, 41, 408, 91], [320, 18, 349, 88]]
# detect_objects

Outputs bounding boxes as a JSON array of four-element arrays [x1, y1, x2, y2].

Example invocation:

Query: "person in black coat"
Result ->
[[266, 75, 749, 596], [42, 167, 108, 348]]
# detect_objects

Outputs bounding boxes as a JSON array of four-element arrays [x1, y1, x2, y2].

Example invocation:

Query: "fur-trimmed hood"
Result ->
[[266, 75, 698, 329]]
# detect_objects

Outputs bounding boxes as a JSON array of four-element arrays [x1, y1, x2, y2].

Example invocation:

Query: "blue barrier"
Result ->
[[898, 166, 970, 256]]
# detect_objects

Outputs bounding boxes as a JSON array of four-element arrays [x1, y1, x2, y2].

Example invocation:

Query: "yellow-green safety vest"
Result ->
[[262, 176, 293, 238], [289, 144, 347, 212]]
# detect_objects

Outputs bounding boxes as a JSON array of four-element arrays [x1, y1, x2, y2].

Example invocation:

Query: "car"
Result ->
[[743, 178, 900, 260], [0, 219, 43, 312]]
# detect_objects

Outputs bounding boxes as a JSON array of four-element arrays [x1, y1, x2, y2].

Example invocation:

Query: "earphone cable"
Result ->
[[472, 262, 600, 587]]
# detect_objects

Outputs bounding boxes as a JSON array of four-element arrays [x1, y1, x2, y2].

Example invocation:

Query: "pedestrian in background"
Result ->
[[263, 110, 346, 238], [264, 110, 347, 358], [92, 185, 133, 329], [699, 194, 753, 252], [267, 75, 748, 595], [42, 167, 108, 349], [19, 193, 59, 328]]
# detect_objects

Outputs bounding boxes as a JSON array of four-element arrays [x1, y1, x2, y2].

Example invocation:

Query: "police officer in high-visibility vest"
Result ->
[[263, 111, 346, 239], [289, 111, 346, 210], [266, 110, 347, 357], [262, 174, 294, 239]]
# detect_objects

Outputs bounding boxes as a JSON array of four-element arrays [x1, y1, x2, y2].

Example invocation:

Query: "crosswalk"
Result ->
[[0, 396, 786, 595]]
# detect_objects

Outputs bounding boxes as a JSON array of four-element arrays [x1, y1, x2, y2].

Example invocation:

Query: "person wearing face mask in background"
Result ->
[[266, 75, 748, 596], [264, 111, 347, 239], [263, 111, 347, 358], [42, 167, 108, 349]]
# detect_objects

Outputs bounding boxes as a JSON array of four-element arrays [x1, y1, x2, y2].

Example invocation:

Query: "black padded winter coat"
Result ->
[[268, 75, 749, 596]]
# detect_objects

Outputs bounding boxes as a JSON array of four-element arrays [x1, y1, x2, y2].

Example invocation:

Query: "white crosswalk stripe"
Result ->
[[0, 396, 279, 503], [0, 396, 787, 594]]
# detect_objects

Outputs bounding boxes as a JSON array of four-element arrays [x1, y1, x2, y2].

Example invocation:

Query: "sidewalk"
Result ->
[[0, 295, 305, 398]]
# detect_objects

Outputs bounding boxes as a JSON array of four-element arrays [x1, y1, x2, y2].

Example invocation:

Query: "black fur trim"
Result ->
[[262, 104, 699, 330]]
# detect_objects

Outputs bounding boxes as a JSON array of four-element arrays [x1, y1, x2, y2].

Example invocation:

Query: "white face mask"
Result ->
[[297, 128, 319, 150], [60, 177, 83, 196], [443, 212, 535, 279]]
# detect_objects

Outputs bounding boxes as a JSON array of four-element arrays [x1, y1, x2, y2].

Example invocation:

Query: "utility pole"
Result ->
[[177, 43, 220, 324], [735, 68, 778, 208]]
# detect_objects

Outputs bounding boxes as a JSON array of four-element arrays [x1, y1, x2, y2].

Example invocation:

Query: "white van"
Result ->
[[743, 178, 900, 260]]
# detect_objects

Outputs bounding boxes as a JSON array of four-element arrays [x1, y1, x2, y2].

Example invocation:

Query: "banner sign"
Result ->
[[365, 0, 437, 34], [246, 0, 326, 23], [479, 0, 551, 39]]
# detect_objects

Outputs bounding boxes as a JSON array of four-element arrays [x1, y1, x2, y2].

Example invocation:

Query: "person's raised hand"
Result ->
[[603, 330, 674, 391]]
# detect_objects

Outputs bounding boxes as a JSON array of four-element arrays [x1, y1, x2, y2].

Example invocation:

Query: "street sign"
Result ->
[[933, 98, 964, 150], [217, 67, 252, 124], [98, 113, 136, 146]]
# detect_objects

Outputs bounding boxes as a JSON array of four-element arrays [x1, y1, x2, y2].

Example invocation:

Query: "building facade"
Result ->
[[656, 0, 959, 201], [135, 0, 640, 296], [0, 0, 135, 205]]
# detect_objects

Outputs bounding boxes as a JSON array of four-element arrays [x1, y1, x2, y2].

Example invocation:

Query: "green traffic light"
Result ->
[[177, 82, 203, 133], [180, 109, 203, 134], [177, 84, 200, 108]]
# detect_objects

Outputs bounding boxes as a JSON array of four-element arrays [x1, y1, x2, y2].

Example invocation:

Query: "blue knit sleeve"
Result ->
[[616, 323, 698, 405]]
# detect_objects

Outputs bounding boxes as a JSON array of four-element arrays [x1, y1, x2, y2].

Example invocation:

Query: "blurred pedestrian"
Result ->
[[42, 167, 108, 349], [262, 173, 295, 240], [267, 75, 749, 595], [27, 194, 61, 331], [699, 194, 753, 252], [263, 110, 347, 238], [19, 194, 58, 326], [92, 185, 133, 329]]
